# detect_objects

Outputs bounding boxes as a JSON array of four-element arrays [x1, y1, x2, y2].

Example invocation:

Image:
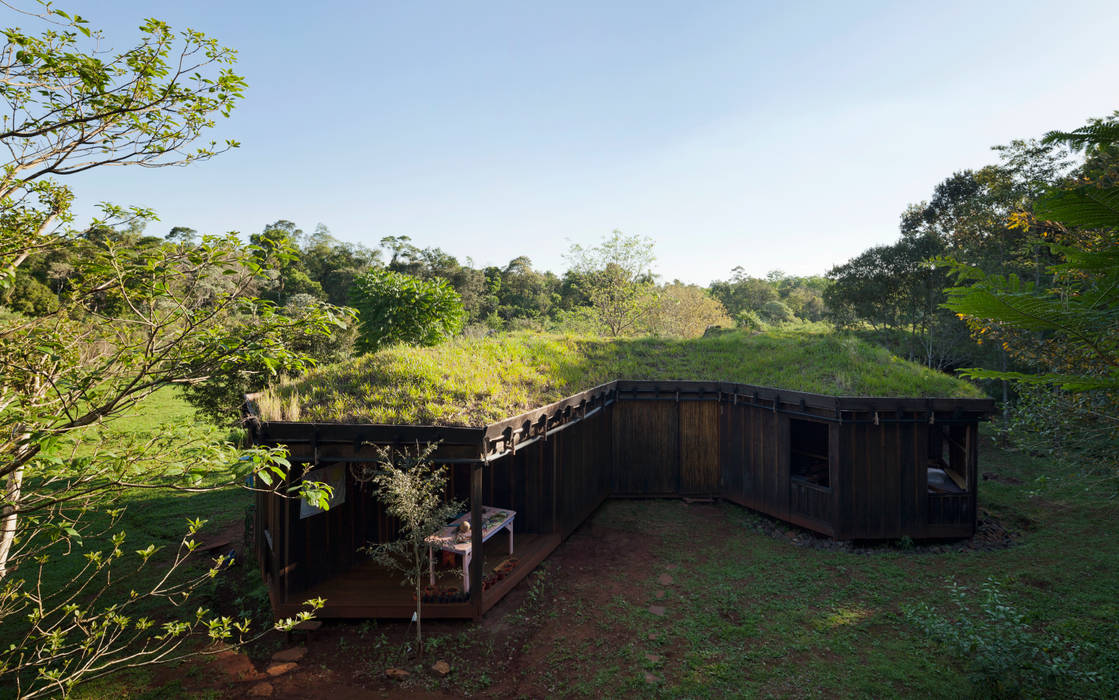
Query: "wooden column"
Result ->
[[469, 464, 484, 620]]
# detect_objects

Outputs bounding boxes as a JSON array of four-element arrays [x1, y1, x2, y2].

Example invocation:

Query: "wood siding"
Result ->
[[249, 384, 991, 617]]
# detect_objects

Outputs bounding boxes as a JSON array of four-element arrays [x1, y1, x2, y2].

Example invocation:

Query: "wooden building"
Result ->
[[245, 380, 994, 620]]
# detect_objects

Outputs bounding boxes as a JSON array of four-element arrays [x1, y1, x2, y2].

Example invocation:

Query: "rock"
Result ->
[[266, 662, 297, 677], [271, 647, 307, 663], [247, 682, 274, 697], [644, 672, 659, 683], [657, 573, 673, 586], [385, 667, 410, 680], [646, 653, 662, 663], [654, 589, 665, 599], [648, 605, 666, 617], [432, 660, 451, 676]]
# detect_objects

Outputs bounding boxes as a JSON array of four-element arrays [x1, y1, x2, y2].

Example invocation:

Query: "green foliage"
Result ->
[[349, 267, 466, 353], [759, 299, 793, 324], [0, 6, 339, 695], [564, 230, 658, 336], [943, 116, 1119, 395], [260, 329, 984, 425], [905, 578, 1098, 697], [644, 282, 733, 338], [734, 309, 766, 331], [361, 443, 462, 653]]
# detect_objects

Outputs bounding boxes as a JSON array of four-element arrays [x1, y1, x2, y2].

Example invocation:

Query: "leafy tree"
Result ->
[[0, 6, 334, 695], [249, 220, 323, 304], [709, 267, 778, 318], [759, 299, 794, 324], [165, 226, 198, 245], [493, 256, 559, 323], [349, 267, 465, 353], [943, 117, 1119, 483], [645, 282, 733, 337], [301, 224, 379, 306], [362, 443, 461, 654], [564, 230, 658, 336]]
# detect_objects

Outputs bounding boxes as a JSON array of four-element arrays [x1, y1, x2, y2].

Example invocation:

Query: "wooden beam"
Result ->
[[469, 465, 483, 621]]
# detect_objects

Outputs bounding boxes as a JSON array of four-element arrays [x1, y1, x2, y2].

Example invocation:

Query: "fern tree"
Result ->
[[943, 116, 1119, 482], [943, 118, 1119, 393]]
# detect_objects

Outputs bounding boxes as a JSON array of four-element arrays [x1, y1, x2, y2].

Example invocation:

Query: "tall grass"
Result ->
[[258, 329, 985, 425]]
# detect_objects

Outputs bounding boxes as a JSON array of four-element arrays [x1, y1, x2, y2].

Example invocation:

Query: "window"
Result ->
[[927, 424, 967, 494], [790, 419, 829, 488]]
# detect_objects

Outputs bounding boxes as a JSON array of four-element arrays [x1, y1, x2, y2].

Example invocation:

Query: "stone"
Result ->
[[385, 667, 410, 680], [644, 672, 659, 683], [654, 589, 665, 599], [648, 605, 667, 617], [432, 660, 451, 676], [271, 647, 307, 663], [646, 653, 662, 664], [247, 682, 274, 697], [266, 662, 297, 677], [657, 573, 673, 586]]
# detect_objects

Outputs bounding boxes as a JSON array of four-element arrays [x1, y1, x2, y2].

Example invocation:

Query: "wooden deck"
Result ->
[[271, 532, 560, 619]]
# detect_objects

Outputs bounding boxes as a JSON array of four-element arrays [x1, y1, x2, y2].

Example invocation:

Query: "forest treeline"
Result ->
[[3, 118, 1114, 397]]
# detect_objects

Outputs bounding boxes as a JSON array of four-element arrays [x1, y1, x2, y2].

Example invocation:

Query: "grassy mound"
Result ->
[[257, 330, 984, 426]]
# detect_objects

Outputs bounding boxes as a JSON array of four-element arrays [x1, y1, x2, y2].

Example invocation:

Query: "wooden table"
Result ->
[[426, 506, 515, 593]]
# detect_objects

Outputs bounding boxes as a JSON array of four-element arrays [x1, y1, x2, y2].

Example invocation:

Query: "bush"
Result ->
[[349, 268, 466, 353], [759, 300, 794, 324], [905, 578, 1099, 697], [735, 309, 766, 331]]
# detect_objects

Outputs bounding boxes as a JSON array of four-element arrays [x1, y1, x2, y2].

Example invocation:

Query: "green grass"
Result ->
[[261, 329, 985, 425], [4, 389, 256, 665]]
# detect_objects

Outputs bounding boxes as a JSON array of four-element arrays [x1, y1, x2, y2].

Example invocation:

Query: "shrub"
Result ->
[[759, 300, 794, 324], [349, 268, 466, 353], [735, 309, 766, 331], [904, 578, 1099, 697]]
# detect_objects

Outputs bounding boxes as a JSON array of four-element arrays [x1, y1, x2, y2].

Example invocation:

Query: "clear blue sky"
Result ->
[[57, 0, 1119, 284]]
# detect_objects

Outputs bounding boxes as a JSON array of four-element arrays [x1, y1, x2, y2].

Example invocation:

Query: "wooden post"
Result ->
[[469, 464, 483, 620]]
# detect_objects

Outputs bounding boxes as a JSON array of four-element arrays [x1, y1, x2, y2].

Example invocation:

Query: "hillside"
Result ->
[[255, 330, 985, 426]]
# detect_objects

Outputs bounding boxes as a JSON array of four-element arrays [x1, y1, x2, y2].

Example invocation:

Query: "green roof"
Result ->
[[257, 329, 986, 426]]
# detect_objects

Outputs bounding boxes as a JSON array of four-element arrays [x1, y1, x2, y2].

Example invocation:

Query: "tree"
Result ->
[[301, 224, 379, 306], [249, 220, 323, 304], [361, 443, 461, 655], [564, 230, 658, 336], [0, 6, 333, 695], [708, 267, 778, 318], [943, 116, 1119, 483], [645, 282, 732, 337], [349, 267, 465, 353]]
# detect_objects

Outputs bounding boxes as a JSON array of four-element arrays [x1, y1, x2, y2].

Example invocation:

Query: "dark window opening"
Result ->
[[790, 419, 829, 488], [927, 424, 968, 493]]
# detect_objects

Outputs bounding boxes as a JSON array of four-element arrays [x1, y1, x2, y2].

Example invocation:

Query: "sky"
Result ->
[[49, 0, 1119, 284]]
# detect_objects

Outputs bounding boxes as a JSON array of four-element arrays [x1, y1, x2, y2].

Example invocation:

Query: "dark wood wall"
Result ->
[[251, 386, 990, 606]]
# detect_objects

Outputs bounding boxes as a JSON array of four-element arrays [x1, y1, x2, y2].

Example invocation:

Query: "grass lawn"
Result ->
[[259, 329, 984, 425], [3, 389, 260, 698], [20, 388, 252, 605]]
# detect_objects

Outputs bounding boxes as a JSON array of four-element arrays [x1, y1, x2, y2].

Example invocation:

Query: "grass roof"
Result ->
[[256, 329, 985, 426]]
